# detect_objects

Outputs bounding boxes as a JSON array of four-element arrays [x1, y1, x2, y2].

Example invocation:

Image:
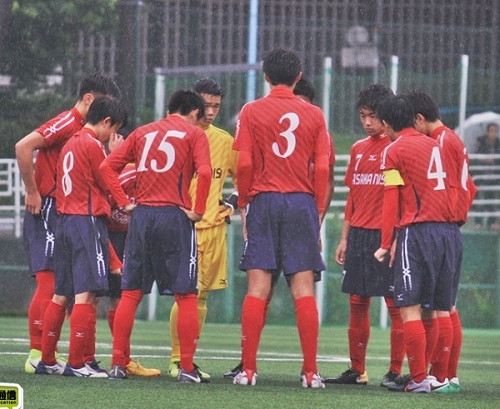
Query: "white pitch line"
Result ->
[[1, 337, 498, 365]]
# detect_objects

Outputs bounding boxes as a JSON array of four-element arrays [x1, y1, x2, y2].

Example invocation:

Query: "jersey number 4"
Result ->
[[137, 130, 186, 173], [427, 146, 446, 190]]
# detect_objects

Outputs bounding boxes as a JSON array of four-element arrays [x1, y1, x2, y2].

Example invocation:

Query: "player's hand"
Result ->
[[24, 190, 42, 215], [108, 132, 124, 153], [216, 193, 239, 224], [110, 268, 123, 277], [374, 247, 388, 263], [123, 203, 136, 213], [180, 206, 203, 222], [335, 239, 347, 265]]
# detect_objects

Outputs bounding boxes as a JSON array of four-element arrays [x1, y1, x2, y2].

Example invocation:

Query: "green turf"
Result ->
[[0, 317, 499, 408]]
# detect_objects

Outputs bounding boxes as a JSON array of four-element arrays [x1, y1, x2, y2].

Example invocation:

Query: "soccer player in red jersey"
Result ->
[[168, 79, 238, 381], [232, 49, 331, 388], [408, 90, 477, 392], [100, 89, 212, 383], [34, 95, 127, 377], [224, 76, 336, 380], [324, 84, 405, 387], [374, 95, 461, 393], [15, 73, 121, 373]]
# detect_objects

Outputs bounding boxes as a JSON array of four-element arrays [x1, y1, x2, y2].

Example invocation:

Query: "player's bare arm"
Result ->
[[335, 219, 351, 265], [15, 131, 45, 215]]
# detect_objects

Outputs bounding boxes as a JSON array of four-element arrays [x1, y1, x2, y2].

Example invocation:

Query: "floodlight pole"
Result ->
[[390, 55, 399, 94], [458, 55, 469, 140], [316, 57, 332, 326], [246, 0, 259, 102]]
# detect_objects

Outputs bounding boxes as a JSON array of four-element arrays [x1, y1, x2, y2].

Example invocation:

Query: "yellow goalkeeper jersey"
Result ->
[[190, 123, 238, 229]]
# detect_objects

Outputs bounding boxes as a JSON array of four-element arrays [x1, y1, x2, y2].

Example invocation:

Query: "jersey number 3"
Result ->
[[272, 112, 299, 158]]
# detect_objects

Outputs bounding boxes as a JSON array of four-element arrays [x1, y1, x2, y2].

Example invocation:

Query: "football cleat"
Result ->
[[449, 377, 460, 393], [403, 378, 431, 393], [86, 359, 108, 376], [300, 371, 325, 388], [168, 360, 208, 379], [233, 370, 257, 386], [428, 374, 450, 392], [126, 360, 161, 377], [25, 349, 42, 374], [62, 363, 91, 377], [224, 362, 243, 379], [85, 362, 108, 378], [109, 364, 128, 380], [34, 360, 64, 375], [380, 370, 399, 387], [324, 368, 368, 385], [178, 368, 212, 384]]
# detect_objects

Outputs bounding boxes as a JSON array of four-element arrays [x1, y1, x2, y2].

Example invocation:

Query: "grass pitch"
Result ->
[[0, 316, 499, 408]]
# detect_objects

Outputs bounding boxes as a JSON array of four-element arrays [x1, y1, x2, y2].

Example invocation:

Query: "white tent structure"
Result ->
[[457, 111, 500, 153]]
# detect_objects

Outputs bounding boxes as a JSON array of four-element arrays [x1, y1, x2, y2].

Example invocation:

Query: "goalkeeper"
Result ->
[[169, 79, 238, 379]]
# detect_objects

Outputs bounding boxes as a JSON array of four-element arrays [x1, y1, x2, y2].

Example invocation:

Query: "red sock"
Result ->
[[29, 271, 55, 350], [240, 295, 271, 365], [241, 295, 266, 373], [107, 310, 116, 335], [68, 303, 94, 369], [295, 295, 319, 374], [422, 317, 438, 371], [83, 306, 97, 363], [448, 310, 462, 379], [111, 289, 143, 367], [430, 316, 453, 382], [403, 320, 427, 383], [175, 293, 199, 374], [348, 295, 370, 374], [385, 296, 404, 375], [41, 301, 67, 365]]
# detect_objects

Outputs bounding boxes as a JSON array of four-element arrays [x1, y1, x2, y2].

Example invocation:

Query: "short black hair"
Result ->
[[406, 90, 441, 122], [78, 73, 121, 100], [263, 48, 301, 86], [192, 78, 224, 99], [356, 83, 394, 113], [168, 89, 205, 120], [377, 95, 415, 133], [293, 76, 315, 103], [487, 123, 499, 131], [86, 95, 128, 127]]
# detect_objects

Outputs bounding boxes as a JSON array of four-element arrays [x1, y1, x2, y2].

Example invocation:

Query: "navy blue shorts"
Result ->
[[107, 230, 127, 298], [393, 222, 462, 311], [341, 227, 394, 297], [122, 205, 198, 296], [23, 196, 58, 276], [239, 192, 326, 283], [54, 215, 109, 297]]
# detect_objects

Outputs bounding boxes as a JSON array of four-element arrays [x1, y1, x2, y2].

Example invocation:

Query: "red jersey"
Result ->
[[56, 128, 110, 217], [431, 125, 476, 225], [344, 131, 391, 229], [233, 86, 331, 201], [35, 107, 85, 197], [106, 163, 136, 233], [102, 115, 211, 212], [381, 128, 452, 226]]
